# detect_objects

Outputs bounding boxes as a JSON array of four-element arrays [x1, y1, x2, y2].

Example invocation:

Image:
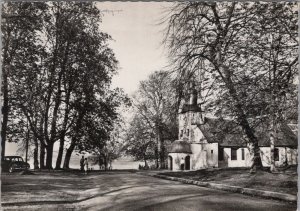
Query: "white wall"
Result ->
[[168, 153, 191, 171], [170, 145, 297, 171], [260, 147, 298, 167], [204, 143, 218, 167], [193, 126, 206, 143], [223, 147, 251, 167], [190, 143, 218, 170], [178, 112, 203, 142], [190, 144, 205, 169], [286, 148, 298, 165]]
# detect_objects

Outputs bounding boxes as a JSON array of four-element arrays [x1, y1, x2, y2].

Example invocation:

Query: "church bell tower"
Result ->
[[178, 80, 204, 142]]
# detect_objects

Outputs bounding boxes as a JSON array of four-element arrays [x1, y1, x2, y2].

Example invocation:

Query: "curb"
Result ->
[[153, 174, 297, 203]]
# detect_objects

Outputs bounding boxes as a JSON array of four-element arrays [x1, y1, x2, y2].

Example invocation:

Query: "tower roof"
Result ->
[[179, 80, 202, 114], [168, 139, 192, 153], [180, 104, 202, 114]]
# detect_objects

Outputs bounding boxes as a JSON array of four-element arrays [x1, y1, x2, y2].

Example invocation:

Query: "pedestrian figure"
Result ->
[[84, 158, 89, 175], [80, 156, 84, 171], [180, 157, 185, 170]]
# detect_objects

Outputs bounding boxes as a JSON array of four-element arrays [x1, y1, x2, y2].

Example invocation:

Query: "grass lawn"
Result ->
[[159, 166, 297, 195]]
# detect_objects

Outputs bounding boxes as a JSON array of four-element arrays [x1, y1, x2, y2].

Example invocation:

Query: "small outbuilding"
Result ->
[[168, 138, 192, 171]]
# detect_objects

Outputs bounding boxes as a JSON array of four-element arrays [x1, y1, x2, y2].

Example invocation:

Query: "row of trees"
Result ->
[[1, 2, 129, 169], [124, 2, 297, 171]]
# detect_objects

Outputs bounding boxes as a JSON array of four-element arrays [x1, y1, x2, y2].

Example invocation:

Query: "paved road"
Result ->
[[3, 172, 296, 211]]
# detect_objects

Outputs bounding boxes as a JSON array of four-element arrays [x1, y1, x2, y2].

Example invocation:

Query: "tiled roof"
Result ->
[[197, 117, 297, 147]]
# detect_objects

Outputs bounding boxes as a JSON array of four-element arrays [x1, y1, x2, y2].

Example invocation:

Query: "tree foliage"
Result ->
[[125, 71, 178, 168], [2, 2, 127, 169], [1, 2, 47, 161], [163, 2, 298, 170]]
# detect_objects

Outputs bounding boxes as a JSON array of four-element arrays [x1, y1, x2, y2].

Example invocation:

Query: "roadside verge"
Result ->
[[149, 173, 297, 203]]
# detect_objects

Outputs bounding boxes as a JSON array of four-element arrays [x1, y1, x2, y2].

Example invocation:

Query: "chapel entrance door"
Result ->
[[168, 156, 173, 170], [185, 156, 190, 170]]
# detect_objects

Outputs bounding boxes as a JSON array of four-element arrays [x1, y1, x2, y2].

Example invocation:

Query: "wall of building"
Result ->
[[178, 112, 203, 142], [220, 146, 297, 168], [190, 143, 218, 170], [192, 126, 206, 143], [260, 147, 298, 167], [168, 153, 191, 171], [223, 147, 252, 167], [286, 148, 298, 165], [169, 145, 297, 171]]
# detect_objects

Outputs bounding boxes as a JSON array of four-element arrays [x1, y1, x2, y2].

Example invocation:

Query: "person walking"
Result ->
[[84, 158, 89, 175], [80, 156, 84, 171]]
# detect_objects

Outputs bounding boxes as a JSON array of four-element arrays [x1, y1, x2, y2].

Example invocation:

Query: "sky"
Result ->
[[6, 2, 174, 168], [96, 2, 172, 95]]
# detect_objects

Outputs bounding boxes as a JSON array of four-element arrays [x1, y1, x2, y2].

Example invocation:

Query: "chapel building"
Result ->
[[167, 84, 298, 171]]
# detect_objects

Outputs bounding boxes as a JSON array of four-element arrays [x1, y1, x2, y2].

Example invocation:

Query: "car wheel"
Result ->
[[9, 166, 14, 173]]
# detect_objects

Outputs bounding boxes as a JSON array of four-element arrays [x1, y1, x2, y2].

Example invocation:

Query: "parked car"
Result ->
[[1, 156, 30, 173]]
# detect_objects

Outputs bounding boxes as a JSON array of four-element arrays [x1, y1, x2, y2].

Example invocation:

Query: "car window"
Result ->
[[5, 157, 10, 161], [12, 157, 21, 162]]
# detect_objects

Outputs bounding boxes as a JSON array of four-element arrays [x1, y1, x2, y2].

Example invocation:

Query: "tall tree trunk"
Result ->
[[155, 141, 159, 169], [45, 142, 54, 169], [216, 60, 263, 171], [161, 139, 166, 169], [33, 137, 39, 169], [270, 132, 276, 172], [144, 157, 148, 168], [104, 155, 108, 171], [63, 106, 86, 169], [63, 141, 75, 169], [157, 127, 165, 169], [1, 70, 9, 160], [55, 83, 71, 169], [270, 111, 278, 172], [55, 137, 64, 169], [40, 141, 46, 169], [1, 25, 12, 161], [211, 13, 263, 172]]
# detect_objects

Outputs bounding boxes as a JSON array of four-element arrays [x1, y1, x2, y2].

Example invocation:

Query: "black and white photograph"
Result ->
[[0, 1, 298, 210]]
